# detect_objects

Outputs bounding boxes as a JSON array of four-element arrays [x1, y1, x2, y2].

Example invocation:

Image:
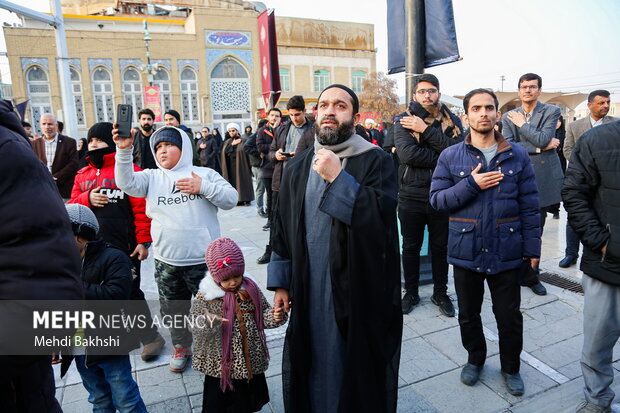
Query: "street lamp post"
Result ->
[[140, 20, 158, 85]]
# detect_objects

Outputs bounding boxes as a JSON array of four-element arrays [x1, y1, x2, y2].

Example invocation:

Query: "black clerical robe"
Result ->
[[269, 146, 403, 413]]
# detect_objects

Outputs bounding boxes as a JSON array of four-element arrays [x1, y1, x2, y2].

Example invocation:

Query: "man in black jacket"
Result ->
[[132, 108, 157, 170], [394, 73, 464, 316], [562, 120, 620, 413], [0, 99, 83, 413]]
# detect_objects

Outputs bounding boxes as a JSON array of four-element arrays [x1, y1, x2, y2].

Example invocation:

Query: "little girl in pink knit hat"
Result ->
[[191, 237, 286, 413]]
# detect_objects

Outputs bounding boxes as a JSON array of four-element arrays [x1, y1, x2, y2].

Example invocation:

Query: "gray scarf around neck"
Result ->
[[314, 133, 379, 160]]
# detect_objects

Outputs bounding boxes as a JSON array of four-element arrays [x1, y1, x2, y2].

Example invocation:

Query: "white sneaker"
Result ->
[[169, 344, 191, 373]]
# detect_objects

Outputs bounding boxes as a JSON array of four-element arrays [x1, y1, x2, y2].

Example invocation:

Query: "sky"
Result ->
[[1, 0, 619, 108]]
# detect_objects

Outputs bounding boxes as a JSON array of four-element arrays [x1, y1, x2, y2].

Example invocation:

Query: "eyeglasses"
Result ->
[[519, 85, 539, 91], [416, 88, 438, 96]]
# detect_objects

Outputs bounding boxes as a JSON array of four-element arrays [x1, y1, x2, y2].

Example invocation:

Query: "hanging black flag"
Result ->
[[387, 0, 460, 74], [15, 100, 29, 121]]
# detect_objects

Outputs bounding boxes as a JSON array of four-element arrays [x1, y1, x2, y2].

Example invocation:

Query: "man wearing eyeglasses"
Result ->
[[394, 73, 465, 317], [503, 73, 563, 296]]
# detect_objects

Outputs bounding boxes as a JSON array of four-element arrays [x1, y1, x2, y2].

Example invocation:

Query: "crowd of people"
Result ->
[[1, 71, 619, 413]]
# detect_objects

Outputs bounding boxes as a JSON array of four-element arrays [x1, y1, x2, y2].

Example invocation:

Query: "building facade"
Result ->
[[4, 0, 375, 135]]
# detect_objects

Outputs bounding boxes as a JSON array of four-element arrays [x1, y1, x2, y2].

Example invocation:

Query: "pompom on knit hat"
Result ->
[[65, 204, 99, 241], [152, 127, 183, 150], [206, 237, 245, 282]]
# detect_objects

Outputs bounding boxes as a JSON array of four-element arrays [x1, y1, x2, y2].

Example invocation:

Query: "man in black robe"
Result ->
[[267, 84, 402, 413]]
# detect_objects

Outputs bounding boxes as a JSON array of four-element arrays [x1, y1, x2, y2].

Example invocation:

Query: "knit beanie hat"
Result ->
[[206, 237, 245, 283], [164, 109, 181, 124], [65, 204, 99, 241], [87, 122, 115, 149], [152, 127, 183, 150]]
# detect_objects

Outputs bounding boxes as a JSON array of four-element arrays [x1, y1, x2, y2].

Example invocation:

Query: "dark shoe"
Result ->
[[460, 363, 483, 386], [401, 292, 420, 314], [431, 294, 455, 317], [559, 256, 578, 268], [257, 251, 271, 264], [141, 333, 165, 362], [529, 281, 547, 296], [262, 223, 271, 231], [258, 210, 268, 219], [502, 371, 524, 396]]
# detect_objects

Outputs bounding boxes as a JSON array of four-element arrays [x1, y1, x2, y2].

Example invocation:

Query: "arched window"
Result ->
[[25, 65, 52, 133], [351, 71, 367, 93], [314, 69, 329, 92], [122, 67, 143, 122], [92, 66, 114, 123], [180, 67, 199, 122], [280, 68, 290, 92], [70, 67, 86, 126], [210, 57, 251, 132], [153, 67, 171, 114]]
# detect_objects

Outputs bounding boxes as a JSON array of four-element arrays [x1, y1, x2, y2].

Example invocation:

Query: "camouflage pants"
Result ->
[[154, 259, 206, 347]]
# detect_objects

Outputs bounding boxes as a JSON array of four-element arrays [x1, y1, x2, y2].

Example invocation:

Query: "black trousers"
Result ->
[[398, 198, 449, 295], [454, 266, 523, 374], [0, 356, 61, 413]]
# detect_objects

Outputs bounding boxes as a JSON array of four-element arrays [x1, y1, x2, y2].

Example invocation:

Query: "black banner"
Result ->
[[387, 0, 460, 74]]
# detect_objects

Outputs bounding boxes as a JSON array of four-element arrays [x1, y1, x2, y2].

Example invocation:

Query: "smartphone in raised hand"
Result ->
[[116, 104, 133, 138]]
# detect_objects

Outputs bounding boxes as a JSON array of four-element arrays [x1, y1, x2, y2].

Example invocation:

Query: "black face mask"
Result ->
[[87, 147, 115, 169]]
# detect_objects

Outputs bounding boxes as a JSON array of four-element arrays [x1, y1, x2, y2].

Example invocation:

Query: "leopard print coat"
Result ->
[[190, 273, 287, 380]]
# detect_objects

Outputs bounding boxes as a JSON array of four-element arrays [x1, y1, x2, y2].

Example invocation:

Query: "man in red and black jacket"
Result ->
[[68, 122, 165, 361]]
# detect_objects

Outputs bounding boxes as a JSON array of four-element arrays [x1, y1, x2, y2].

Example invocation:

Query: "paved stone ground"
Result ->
[[53, 201, 620, 413]]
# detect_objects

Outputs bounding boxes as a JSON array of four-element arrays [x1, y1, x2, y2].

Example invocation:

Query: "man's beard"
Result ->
[[420, 101, 440, 117], [317, 117, 354, 145], [141, 123, 153, 132], [471, 122, 494, 134]]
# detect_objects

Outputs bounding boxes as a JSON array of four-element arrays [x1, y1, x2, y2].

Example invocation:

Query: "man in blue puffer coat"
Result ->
[[430, 89, 541, 397]]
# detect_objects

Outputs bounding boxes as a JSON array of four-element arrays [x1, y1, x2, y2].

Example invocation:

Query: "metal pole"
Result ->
[[51, 0, 78, 138], [143, 20, 153, 86], [405, 0, 425, 104]]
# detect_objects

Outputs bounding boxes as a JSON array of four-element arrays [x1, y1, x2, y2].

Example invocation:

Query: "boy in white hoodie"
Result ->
[[114, 125, 238, 372]]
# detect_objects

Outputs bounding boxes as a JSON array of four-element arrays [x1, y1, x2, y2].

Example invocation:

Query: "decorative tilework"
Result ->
[[88, 58, 112, 72], [119, 58, 142, 72], [206, 49, 253, 70], [177, 59, 199, 72], [152, 59, 171, 71], [204, 30, 252, 48], [21, 57, 49, 72], [68, 58, 82, 71]]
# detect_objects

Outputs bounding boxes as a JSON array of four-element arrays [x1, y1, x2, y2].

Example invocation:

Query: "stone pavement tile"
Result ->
[[136, 365, 185, 405], [509, 377, 589, 413], [523, 299, 581, 324], [397, 384, 439, 412], [399, 337, 458, 385], [529, 334, 583, 369], [264, 343, 284, 378], [478, 354, 559, 404], [558, 360, 583, 380], [55, 386, 64, 405], [262, 374, 284, 413], [522, 316, 583, 353], [423, 325, 499, 365], [189, 393, 202, 409], [411, 368, 510, 413], [61, 383, 89, 405], [406, 311, 459, 337], [401, 323, 419, 342], [61, 400, 90, 413], [519, 290, 558, 310], [147, 396, 191, 412], [184, 374, 205, 396]]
